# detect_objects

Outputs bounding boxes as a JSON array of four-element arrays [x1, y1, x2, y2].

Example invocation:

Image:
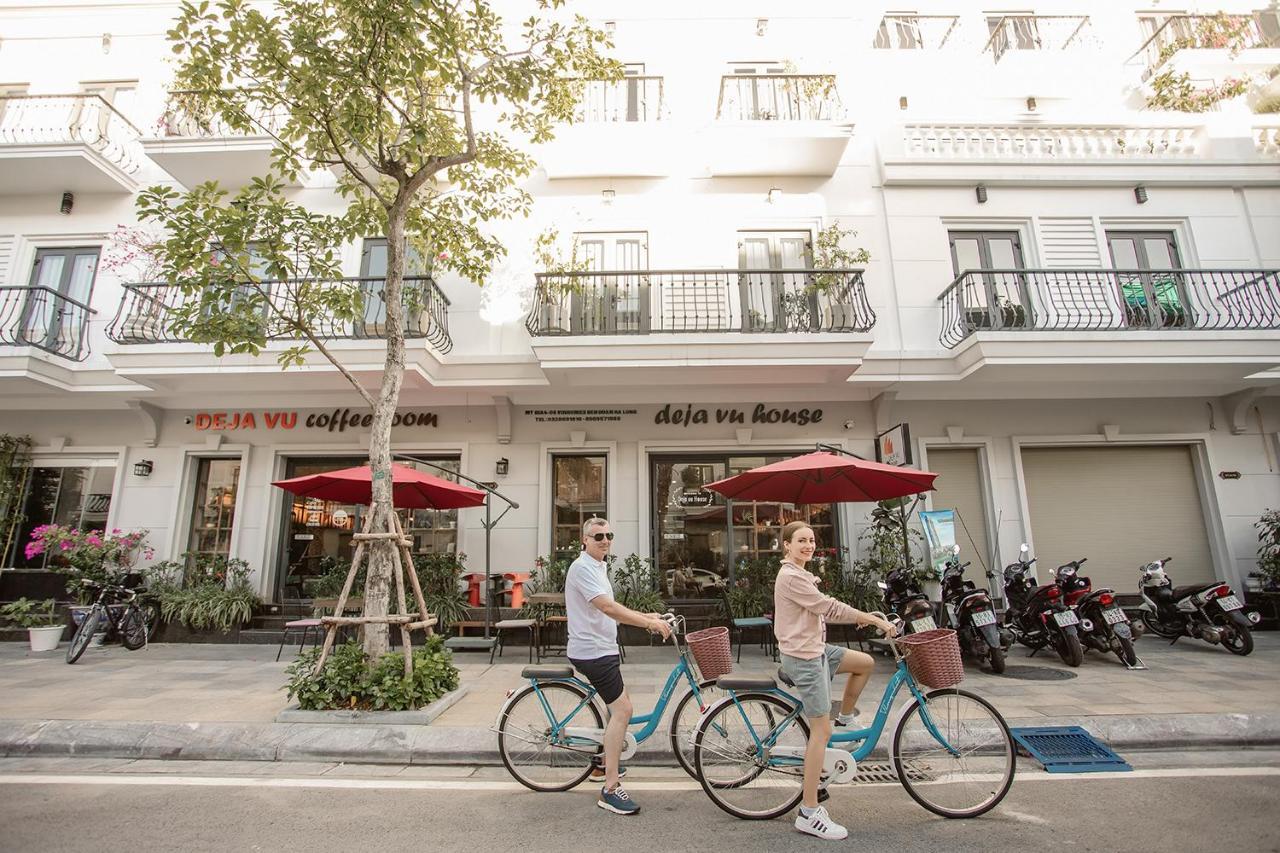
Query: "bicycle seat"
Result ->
[[716, 675, 776, 691], [521, 665, 574, 680]]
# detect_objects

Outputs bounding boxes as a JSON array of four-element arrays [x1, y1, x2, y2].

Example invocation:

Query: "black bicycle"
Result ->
[[66, 580, 149, 664]]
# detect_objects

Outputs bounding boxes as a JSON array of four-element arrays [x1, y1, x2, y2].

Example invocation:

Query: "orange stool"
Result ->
[[462, 573, 486, 607], [502, 572, 532, 609]]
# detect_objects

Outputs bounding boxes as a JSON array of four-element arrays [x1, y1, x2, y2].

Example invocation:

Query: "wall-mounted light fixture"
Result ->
[[133, 459, 153, 477], [495, 457, 509, 476], [604, 21, 616, 35], [102, 32, 112, 54], [767, 187, 782, 204], [59, 191, 74, 215], [898, 95, 909, 110], [975, 185, 988, 204], [756, 18, 768, 36], [601, 189, 615, 205], [1025, 96, 1037, 111], [1134, 185, 1149, 204]]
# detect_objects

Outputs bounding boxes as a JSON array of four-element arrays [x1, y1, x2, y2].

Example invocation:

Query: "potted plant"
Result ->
[[24, 525, 154, 604], [1, 598, 65, 651]]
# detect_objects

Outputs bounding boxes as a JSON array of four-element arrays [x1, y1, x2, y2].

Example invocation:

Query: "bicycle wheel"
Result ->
[[66, 607, 101, 665], [120, 605, 148, 650], [668, 678, 726, 780], [892, 688, 1016, 819], [498, 681, 604, 792], [694, 692, 809, 821]]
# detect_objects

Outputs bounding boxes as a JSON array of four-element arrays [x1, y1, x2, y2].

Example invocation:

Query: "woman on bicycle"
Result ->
[[774, 520, 897, 841]]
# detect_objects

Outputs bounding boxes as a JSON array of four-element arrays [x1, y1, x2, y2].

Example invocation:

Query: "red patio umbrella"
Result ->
[[704, 451, 936, 504], [272, 463, 487, 509]]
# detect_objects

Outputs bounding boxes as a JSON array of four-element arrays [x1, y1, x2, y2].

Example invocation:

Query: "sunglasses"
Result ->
[[588, 532, 615, 542]]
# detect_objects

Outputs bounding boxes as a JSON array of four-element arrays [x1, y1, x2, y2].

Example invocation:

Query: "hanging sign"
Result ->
[[876, 423, 912, 466]]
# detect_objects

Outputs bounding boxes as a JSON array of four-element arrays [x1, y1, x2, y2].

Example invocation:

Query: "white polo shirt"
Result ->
[[564, 550, 618, 660]]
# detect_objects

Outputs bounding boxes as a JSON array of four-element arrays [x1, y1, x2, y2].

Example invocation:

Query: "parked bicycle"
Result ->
[[692, 616, 1016, 821], [66, 580, 149, 664], [494, 613, 723, 789]]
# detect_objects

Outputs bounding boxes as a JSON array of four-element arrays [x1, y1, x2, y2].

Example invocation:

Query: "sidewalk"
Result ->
[[2, 632, 1278, 764]]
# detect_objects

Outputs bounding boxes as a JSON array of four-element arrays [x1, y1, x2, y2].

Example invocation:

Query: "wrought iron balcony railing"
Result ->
[[716, 75, 842, 121], [902, 123, 1201, 159], [106, 276, 452, 354], [0, 94, 142, 174], [525, 269, 873, 336], [939, 268, 1280, 348], [158, 90, 286, 138], [574, 77, 664, 123], [0, 286, 96, 361], [983, 15, 1094, 62], [1131, 13, 1280, 80], [873, 14, 961, 49]]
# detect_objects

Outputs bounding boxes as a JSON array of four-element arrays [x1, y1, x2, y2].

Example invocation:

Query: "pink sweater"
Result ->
[[773, 561, 862, 659]]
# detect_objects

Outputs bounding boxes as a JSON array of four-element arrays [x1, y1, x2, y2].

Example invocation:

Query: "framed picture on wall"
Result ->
[[876, 423, 912, 467]]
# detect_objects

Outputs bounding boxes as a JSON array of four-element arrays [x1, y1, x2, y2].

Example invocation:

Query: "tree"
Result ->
[[138, 0, 618, 657]]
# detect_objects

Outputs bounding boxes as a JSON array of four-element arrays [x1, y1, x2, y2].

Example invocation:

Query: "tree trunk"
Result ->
[[362, 193, 411, 659]]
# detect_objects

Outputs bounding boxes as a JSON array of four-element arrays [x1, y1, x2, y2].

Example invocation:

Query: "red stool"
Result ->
[[502, 572, 532, 609], [462, 573, 486, 607]]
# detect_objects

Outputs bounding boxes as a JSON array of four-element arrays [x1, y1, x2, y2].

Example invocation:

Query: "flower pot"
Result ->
[[89, 632, 107, 648], [28, 625, 65, 652]]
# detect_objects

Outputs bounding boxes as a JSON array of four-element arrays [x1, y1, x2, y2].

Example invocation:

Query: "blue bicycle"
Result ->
[[692, 619, 1016, 820], [495, 614, 724, 790]]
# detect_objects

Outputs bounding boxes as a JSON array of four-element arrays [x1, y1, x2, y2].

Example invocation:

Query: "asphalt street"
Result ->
[[1, 752, 1278, 853]]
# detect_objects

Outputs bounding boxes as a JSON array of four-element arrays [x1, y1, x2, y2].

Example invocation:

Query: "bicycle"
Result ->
[[692, 616, 1016, 821], [66, 580, 149, 664], [495, 613, 725, 790]]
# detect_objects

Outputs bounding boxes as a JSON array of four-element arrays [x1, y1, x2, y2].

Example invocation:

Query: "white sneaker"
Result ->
[[834, 709, 861, 727], [794, 805, 848, 840]]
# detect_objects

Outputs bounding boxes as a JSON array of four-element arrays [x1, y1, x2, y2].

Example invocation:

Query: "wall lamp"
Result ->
[[496, 457, 509, 476], [756, 18, 768, 36], [1134, 185, 1149, 204], [604, 21, 616, 35], [59, 191, 74, 215], [975, 185, 988, 204], [1025, 96, 1037, 111], [133, 459, 154, 477], [899, 95, 909, 110], [767, 187, 782, 204], [601, 188, 615, 205]]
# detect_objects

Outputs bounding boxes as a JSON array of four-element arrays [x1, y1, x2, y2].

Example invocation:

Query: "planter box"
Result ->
[[275, 684, 469, 725]]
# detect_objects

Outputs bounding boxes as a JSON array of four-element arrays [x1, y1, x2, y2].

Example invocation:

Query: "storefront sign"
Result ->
[[876, 423, 912, 466], [654, 403, 823, 428], [524, 408, 638, 423], [192, 408, 438, 432], [676, 490, 715, 508]]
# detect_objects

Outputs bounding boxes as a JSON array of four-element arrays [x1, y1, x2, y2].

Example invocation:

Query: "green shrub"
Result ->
[[610, 553, 666, 614], [723, 555, 780, 619], [1257, 509, 1280, 591], [146, 552, 260, 632], [285, 635, 460, 711], [0, 597, 60, 629], [303, 555, 360, 598], [413, 552, 468, 632]]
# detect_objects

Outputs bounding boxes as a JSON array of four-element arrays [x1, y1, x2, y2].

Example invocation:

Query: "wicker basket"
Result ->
[[686, 626, 733, 681], [897, 628, 965, 689]]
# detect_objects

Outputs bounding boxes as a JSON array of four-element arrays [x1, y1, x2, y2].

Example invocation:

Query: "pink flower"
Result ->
[[59, 541, 73, 551], [436, 251, 450, 261]]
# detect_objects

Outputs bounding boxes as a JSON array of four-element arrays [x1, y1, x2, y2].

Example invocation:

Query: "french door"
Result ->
[[948, 231, 1032, 332], [571, 231, 649, 334], [1106, 231, 1191, 328], [21, 247, 99, 353]]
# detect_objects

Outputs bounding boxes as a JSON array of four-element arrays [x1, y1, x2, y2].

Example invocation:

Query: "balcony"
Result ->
[[141, 92, 305, 189], [873, 15, 961, 50], [539, 77, 674, 178], [525, 268, 875, 384], [705, 75, 851, 177], [0, 94, 142, 193], [0, 286, 95, 361], [1131, 13, 1280, 82], [983, 15, 1095, 63]]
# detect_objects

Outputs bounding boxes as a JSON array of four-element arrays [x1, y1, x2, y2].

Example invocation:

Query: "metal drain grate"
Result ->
[[1010, 726, 1133, 773], [849, 762, 934, 785], [999, 665, 1078, 681]]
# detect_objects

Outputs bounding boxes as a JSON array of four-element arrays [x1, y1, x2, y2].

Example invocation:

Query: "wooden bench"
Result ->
[[449, 620, 487, 636]]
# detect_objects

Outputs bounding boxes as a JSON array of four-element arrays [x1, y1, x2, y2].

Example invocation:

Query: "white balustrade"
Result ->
[[902, 123, 1202, 160]]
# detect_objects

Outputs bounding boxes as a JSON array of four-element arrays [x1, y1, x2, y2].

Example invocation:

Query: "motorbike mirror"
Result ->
[[876, 581, 889, 590], [1019, 543, 1030, 555], [952, 544, 962, 555]]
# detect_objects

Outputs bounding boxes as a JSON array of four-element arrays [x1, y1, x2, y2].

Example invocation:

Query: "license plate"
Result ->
[[910, 616, 937, 633], [971, 610, 996, 627], [1219, 594, 1243, 611], [1102, 607, 1128, 625], [1053, 610, 1079, 627]]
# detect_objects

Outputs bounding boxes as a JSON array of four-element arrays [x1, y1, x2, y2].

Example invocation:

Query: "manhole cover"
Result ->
[[998, 665, 1078, 681]]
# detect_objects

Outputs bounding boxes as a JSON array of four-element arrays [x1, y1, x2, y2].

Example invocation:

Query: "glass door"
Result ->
[[948, 231, 1031, 332], [21, 247, 99, 352], [1106, 231, 1190, 328], [739, 231, 812, 331], [571, 232, 649, 334], [653, 458, 728, 596]]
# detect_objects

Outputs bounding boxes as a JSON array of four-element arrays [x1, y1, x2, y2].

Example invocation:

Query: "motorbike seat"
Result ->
[[1172, 582, 1219, 600]]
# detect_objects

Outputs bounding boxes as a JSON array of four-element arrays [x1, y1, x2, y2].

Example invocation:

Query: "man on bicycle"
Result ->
[[566, 517, 672, 815]]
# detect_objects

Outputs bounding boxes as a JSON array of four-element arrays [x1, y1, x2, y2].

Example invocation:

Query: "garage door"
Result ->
[[1021, 445, 1215, 593], [927, 448, 993, 576]]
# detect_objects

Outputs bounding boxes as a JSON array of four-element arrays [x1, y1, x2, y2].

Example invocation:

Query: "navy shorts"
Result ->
[[570, 654, 625, 705]]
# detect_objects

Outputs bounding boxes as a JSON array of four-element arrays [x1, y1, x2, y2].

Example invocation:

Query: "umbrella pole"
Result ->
[[484, 494, 493, 640]]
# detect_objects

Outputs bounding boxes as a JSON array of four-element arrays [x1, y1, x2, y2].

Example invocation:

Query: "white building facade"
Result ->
[[1, 0, 1278, 603]]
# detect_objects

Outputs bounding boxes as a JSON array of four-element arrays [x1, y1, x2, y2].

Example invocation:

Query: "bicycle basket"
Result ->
[[685, 626, 732, 681], [898, 628, 965, 689]]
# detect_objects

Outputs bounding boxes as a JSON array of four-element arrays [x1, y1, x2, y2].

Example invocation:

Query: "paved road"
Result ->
[[1, 753, 1278, 852]]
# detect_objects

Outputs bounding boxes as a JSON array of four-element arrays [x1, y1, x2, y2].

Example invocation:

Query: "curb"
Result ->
[[3, 712, 1279, 766]]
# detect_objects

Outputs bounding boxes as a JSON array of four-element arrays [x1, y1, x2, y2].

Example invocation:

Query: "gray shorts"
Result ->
[[779, 645, 847, 719]]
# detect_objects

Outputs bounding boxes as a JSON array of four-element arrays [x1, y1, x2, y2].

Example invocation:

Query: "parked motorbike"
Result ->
[[1002, 544, 1084, 667], [940, 545, 1007, 673], [1055, 559, 1141, 667], [878, 565, 936, 634], [1138, 557, 1260, 656]]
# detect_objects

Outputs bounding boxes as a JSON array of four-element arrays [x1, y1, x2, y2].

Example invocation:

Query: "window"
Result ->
[[21, 247, 99, 353], [738, 230, 812, 331], [8, 461, 117, 568], [570, 231, 649, 334], [1106, 231, 1191, 328], [186, 458, 241, 560], [359, 238, 430, 335], [947, 230, 1031, 331], [551, 455, 607, 558]]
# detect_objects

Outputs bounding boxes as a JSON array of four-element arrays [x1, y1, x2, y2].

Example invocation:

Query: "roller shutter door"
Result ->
[[1021, 445, 1215, 593], [927, 448, 993, 576]]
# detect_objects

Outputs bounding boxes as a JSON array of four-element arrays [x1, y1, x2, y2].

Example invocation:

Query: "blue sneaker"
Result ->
[[598, 784, 640, 815]]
